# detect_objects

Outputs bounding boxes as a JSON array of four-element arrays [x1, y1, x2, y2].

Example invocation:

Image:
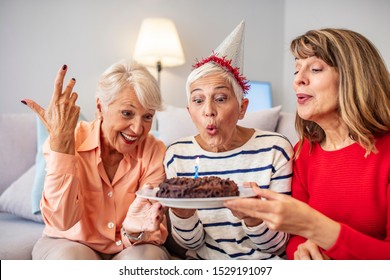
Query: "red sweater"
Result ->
[[286, 133, 390, 260]]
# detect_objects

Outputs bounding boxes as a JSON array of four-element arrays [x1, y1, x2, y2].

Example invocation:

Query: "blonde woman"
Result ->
[[225, 28, 390, 260]]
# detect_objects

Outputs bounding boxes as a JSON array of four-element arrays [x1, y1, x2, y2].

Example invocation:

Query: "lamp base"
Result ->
[[157, 61, 162, 87]]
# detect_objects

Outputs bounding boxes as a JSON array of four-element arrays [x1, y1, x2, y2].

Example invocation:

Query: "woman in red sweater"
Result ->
[[225, 28, 390, 260]]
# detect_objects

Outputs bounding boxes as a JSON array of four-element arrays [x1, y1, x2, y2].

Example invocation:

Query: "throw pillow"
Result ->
[[0, 165, 44, 223], [238, 105, 282, 132], [155, 105, 282, 146], [31, 116, 48, 214], [155, 105, 198, 146]]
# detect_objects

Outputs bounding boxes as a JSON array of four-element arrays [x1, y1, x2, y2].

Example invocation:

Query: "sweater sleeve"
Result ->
[[324, 180, 390, 260], [242, 221, 289, 255], [168, 209, 205, 250], [286, 235, 307, 259]]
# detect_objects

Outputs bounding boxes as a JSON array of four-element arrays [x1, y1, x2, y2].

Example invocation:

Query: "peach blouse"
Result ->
[[40, 119, 167, 254]]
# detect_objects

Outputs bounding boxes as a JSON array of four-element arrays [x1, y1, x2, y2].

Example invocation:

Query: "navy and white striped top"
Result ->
[[164, 129, 294, 260]]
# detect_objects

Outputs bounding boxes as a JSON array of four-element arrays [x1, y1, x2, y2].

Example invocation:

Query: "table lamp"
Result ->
[[133, 17, 185, 86]]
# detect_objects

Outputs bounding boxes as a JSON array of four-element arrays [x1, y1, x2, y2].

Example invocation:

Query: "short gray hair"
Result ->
[[96, 59, 163, 112], [185, 62, 244, 106]]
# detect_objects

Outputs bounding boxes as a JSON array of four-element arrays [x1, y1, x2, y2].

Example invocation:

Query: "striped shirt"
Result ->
[[165, 129, 294, 259]]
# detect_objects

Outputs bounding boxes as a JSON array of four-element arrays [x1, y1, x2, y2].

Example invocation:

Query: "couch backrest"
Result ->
[[275, 111, 298, 146], [155, 105, 296, 146], [0, 114, 37, 194]]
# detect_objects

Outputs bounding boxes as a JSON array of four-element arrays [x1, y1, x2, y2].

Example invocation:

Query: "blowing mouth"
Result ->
[[296, 93, 313, 104], [206, 124, 218, 135]]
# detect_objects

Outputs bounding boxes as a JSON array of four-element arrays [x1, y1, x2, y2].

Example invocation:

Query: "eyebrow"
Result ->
[[190, 88, 201, 94], [120, 102, 136, 108], [215, 85, 229, 90], [190, 85, 229, 94]]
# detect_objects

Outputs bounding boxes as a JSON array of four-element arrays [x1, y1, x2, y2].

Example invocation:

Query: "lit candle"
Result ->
[[194, 157, 199, 178]]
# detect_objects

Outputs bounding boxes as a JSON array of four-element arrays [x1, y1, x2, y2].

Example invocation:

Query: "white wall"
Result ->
[[0, 0, 284, 120], [282, 0, 390, 113], [1, 0, 389, 120]]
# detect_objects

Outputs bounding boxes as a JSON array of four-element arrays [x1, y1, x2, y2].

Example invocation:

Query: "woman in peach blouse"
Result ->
[[23, 59, 170, 260]]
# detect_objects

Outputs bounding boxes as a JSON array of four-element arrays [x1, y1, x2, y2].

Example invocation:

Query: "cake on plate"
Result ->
[[156, 176, 239, 198]]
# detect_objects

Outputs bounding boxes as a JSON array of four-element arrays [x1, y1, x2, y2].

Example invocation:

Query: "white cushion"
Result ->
[[238, 105, 282, 131], [156, 105, 197, 146], [0, 164, 44, 223], [155, 105, 282, 146], [0, 114, 36, 194]]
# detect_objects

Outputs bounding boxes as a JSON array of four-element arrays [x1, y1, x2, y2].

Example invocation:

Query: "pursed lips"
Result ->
[[206, 124, 218, 135]]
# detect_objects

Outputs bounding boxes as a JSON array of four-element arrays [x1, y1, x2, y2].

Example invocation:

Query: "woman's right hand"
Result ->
[[22, 65, 80, 155], [224, 186, 340, 250]]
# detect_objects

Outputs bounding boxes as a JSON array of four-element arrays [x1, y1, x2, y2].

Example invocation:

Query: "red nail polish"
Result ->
[[21, 100, 27, 105], [72, 78, 76, 81], [62, 64, 67, 70], [156, 215, 160, 221]]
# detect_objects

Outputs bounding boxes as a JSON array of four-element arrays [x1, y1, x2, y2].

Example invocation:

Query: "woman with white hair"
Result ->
[[164, 22, 293, 260], [23, 59, 170, 260]]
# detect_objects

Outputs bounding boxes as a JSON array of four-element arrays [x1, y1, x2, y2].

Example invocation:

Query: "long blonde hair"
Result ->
[[291, 28, 390, 157]]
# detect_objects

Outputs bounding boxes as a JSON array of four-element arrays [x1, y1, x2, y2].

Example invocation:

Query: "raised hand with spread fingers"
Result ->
[[22, 64, 80, 155]]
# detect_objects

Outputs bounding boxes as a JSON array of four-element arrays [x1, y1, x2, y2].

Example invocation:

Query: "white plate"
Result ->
[[136, 186, 256, 209]]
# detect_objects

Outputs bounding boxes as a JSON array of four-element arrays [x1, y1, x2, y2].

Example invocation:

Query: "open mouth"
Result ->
[[120, 132, 137, 143]]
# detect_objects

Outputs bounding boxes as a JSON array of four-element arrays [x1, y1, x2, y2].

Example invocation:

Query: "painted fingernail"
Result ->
[[62, 64, 67, 70], [72, 78, 76, 81], [156, 215, 160, 221], [21, 100, 27, 105], [158, 205, 162, 210]]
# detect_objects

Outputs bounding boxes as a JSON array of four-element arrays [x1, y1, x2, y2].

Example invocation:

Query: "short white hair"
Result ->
[[185, 62, 244, 106], [96, 59, 163, 112]]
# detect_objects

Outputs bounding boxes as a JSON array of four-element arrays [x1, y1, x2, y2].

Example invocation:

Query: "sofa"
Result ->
[[0, 105, 297, 260]]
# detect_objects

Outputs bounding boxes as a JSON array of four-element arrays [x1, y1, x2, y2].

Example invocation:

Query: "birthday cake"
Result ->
[[156, 176, 239, 198]]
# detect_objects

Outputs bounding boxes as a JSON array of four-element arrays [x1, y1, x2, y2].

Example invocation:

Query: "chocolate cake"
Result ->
[[156, 176, 239, 198]]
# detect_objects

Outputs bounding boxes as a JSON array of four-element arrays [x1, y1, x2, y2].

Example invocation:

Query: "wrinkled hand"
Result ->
[[22, 65, 80, 154], [123, 196, 165, 235], [294, 240, 331, 260]]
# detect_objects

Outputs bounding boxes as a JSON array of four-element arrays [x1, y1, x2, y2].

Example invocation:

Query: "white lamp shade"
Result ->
[[134, 18, 185, 67]]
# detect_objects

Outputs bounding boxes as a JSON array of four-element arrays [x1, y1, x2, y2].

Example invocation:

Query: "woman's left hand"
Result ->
[[122, 196, 165, 235], [294, 240, 331, 260]]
